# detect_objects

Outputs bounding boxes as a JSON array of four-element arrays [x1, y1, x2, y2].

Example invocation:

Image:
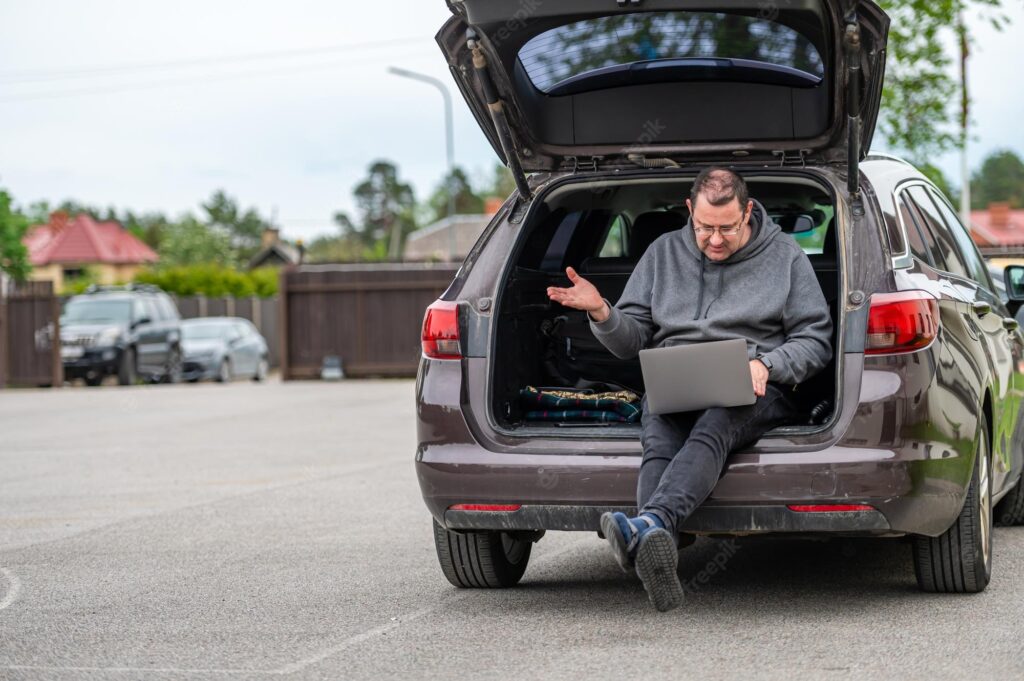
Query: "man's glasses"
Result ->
[[693, 222, 743, 238]]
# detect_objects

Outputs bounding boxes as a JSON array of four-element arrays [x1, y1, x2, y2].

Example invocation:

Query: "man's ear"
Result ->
[[745, 200, 754, 222], [685, 198, 693, 214]]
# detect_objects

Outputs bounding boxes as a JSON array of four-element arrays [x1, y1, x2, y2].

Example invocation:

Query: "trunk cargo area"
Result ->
[[488, 172, 842, 435]]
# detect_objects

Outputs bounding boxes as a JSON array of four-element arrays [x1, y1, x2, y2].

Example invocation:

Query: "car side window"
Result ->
[[132, 299, 147, 323], [897, 198, 935, 267], [927, 188, 994, 291], [906, 186, 969, 279], [157, 295, 180, 321], [143, 297, 162, 322], [597, 215, 629, 257]]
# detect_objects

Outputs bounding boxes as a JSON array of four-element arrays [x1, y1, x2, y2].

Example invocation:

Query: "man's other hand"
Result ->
[[749, 360, 768, 397], [546, 267, 610, 321]]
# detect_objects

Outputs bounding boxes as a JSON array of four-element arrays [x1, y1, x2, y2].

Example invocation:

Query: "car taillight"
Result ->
[[421, 300, 461, 360], [449, 504, 522, 511], [787, 504, 876, 512], [865, 290, 939, 355]]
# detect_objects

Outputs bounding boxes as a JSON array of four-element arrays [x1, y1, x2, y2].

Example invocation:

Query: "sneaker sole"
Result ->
[[634, 528, 684, 612], [599, 512, 633, 573]]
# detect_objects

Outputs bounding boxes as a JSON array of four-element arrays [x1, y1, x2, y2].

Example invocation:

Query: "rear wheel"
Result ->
[[432, 519, 532, 588], [84, 375, 103, 387], [117, 348, 137, 386], [994, 470, 1024, 526], [164, 346, 183, 384], [253, 357, 268, 382], [912, 418, 992, 593]]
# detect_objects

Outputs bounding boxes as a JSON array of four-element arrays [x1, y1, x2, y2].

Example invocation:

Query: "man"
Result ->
[[546, 167, 832, 611]]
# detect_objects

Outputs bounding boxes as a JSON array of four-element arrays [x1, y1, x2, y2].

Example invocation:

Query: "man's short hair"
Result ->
[[690, 167, 749, 210]]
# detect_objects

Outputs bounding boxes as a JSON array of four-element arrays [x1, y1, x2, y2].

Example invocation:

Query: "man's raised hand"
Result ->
[[546, 267, 610, 322]]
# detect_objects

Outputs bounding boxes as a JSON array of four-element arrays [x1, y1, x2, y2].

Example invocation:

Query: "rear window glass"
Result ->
[[519, 11, 825, 94]]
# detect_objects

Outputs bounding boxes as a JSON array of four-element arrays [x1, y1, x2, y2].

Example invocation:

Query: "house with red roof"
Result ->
[[23, 212, 158, 291], [970, 203, 1024, 246]]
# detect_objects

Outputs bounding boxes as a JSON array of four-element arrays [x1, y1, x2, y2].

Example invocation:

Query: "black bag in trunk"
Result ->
[[540, 313, 645, 393]]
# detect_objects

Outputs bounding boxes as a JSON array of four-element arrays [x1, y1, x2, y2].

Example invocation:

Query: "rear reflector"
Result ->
[[865, 290, 939, 355], [787, 504, 876, 512], [421, 300, 460, 360], [449, 504, 522, 512]]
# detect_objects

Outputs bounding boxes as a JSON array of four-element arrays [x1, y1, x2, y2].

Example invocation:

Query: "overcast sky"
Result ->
[[1, 1, 1022, 242]]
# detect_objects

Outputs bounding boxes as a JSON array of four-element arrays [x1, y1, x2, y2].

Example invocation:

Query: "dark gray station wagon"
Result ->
[[416, 0, 1024, 593]]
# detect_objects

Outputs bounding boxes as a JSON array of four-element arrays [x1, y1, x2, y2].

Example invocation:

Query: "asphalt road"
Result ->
[[1, 380, 1023, 680]]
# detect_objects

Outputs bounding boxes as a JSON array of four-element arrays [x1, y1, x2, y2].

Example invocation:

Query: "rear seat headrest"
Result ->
[[630, 211, 685, 259]]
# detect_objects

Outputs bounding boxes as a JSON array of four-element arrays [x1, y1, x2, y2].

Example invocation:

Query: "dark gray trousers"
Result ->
[[638, 383, 800, 535]]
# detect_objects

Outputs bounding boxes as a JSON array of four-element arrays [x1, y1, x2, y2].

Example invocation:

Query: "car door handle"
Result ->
[[972, 301, 992, 317], [1003, 317, 1019, 331]]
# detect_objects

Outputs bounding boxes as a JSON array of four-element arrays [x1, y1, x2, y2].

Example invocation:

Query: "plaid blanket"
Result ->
[[519, 386, 642, 423]]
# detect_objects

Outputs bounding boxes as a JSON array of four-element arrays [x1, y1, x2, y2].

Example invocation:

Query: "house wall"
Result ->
[[27, 263, 148, 291]]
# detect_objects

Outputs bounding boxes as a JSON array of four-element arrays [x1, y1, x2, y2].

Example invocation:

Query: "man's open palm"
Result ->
[[546, 267, 608, 320]]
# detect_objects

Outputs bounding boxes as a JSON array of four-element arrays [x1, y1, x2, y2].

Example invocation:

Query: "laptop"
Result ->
[[639, 338, 756, 415]]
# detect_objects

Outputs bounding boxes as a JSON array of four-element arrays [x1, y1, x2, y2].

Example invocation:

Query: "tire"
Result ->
[[432, 519, 532, 588], [164, 346, 183, 384], [913, 417, 993, 593], [995, 470, 1024, 526], [216, 359, 231, 383], [84, 375, 103, 387], [117, 348, 137, 386], [253, 357, 268, 382]]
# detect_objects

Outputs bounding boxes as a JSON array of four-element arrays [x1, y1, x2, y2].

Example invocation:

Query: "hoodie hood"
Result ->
[[682, 199, 782, 320]]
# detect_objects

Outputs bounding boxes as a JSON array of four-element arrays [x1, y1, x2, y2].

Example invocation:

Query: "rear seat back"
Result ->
[[579, 210, 686, 302]]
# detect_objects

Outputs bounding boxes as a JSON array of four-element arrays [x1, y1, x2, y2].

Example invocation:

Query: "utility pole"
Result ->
[[958, 13, 971, 225], [388, 67, 457, 261]]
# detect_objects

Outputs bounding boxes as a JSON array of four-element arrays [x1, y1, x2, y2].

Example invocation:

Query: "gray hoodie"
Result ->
[[589, 200, 832, 386]]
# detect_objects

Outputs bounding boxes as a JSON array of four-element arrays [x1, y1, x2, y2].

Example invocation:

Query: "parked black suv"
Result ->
[[60, 285, 183, 386]]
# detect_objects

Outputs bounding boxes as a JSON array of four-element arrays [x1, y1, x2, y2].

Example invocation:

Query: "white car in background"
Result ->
[[181, 317, 269, 383]]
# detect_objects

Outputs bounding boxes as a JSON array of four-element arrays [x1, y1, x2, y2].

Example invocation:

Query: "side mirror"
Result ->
[[132, 316, 152, 328], [1003, 266, 1024, 301]]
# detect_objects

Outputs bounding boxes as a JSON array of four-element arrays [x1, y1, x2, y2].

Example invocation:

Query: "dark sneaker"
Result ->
[[634, 527, 684, 612], [599, 511, 635, 572]]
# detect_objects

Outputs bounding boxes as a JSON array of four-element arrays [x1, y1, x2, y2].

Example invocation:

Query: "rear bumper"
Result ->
[[444, 504, 892, 535], [417, 442, 967, 538]]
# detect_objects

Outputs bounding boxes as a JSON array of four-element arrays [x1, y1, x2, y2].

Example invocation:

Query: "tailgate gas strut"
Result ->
[[844, 10, 863, 212], [467, 31, 532, 200]]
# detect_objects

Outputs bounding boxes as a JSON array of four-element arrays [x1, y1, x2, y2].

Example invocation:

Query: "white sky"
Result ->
[[0, 1, 1022, 242]]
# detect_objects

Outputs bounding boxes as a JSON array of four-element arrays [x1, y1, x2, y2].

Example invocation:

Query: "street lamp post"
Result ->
[[388, 66, 457, 262]]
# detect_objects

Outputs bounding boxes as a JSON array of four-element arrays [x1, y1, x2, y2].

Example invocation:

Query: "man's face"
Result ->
[[686, 196, 753, 262]]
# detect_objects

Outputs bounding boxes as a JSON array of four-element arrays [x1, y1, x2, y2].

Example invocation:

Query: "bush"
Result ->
[[134, 264, 278, 297]]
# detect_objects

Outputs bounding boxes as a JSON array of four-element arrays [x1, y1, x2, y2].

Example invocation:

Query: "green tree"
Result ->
[[121, 211, 170, 250], [971, 149, 1024, 209], [920, 163, 959, 206], [157, 215, 234, 266], [201, 190, 272, 263], [877, 0, 959, 164], [0, 190, 31, 282], [426, 167, 484, 223], [352, 160, 417, 260], [484, 162, 517, 199]]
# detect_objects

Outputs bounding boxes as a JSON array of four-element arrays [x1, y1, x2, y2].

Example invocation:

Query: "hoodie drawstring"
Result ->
[[703, 267, 725, 319]]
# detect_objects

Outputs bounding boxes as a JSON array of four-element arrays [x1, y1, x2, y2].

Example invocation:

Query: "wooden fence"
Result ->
[[1, 281, 61, 388], [280, 264, 460, 379]]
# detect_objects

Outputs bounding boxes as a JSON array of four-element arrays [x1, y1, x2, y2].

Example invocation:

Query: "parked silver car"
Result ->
[[181, 317, 269, 383]]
